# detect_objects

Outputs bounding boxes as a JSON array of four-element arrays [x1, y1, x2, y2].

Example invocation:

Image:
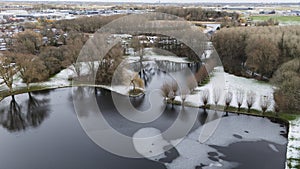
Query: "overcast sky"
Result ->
[[102, 0, 299, 2], [19, 0, 300, 3]]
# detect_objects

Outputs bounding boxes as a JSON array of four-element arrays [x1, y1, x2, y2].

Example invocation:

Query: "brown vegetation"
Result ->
[[272, 58, 300, 113], [96, 43, 125, 85], [156, 6, 239, 22], [213, 26, 300, 78]]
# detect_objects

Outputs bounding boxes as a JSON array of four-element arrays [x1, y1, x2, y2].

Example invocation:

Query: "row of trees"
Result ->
[[155, 6, 239, 22], [54, 15, 124, 33], [199, 89, 272, 115], [160, 78, 273, 115]]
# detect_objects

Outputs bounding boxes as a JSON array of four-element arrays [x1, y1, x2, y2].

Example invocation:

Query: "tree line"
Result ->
[[212, 26, 300, 113], [0, 29, 88, 98], [54, 15, 124, 33], [155, 6, 239, 22]]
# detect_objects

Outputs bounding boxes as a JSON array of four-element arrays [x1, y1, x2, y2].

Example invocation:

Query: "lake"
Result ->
[[0, 60, 288, 169]]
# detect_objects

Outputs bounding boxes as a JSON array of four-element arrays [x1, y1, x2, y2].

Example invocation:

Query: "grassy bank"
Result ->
[[251, 15, 300, 23]]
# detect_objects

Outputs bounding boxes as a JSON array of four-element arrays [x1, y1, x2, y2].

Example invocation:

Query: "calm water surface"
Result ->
[[0, 61, 288, 169]]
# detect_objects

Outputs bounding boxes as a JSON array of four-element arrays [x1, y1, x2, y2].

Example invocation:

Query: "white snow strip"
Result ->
[[286, 117, 300, 169]]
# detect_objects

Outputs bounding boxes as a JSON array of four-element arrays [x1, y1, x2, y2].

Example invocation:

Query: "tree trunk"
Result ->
[[27, 83, 30, 91]]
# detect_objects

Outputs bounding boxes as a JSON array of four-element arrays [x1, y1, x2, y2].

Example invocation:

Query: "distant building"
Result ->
[[222, 6, 254, 11]]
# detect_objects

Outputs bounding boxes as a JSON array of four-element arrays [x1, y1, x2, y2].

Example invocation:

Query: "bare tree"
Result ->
[[171, 81, 178, 96], [131, 36, 145, 78], [16, 54, 48, 91], [180, 88, 190, 106], [187, 76, 197, 92], [213, 87, 222, 108], [236, 89, 244, 112], [194, 65, 209, 85], [161, 83, 171, 101], [0, 53, 19, 100], [168, 90, 176, 106], [260, 95, 271, 116], [246, 91, 256, 113], [96, 43, 124, 85], [224, 91, 233, 116], [62, 32, 87, 77], [131, 36, 143, 56], [130, 74, 144, 94], [274, 103, 280, 117], [200, 89, 209, 112]]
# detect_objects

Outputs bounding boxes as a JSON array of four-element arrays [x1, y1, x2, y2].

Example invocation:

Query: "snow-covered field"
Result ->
[[182, 67, 275, 111]]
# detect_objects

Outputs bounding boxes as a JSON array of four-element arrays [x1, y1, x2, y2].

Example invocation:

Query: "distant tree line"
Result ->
[[54, 15, 124, 33], [155, 6, 239, 22]]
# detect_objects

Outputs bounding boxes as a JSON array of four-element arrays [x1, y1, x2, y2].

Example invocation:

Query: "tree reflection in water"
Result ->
[[3, 99, 25, 131], [26, 94, 50, 127], [0, 93, 50, 132]]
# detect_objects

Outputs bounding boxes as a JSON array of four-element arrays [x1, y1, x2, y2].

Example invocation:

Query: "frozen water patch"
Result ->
[[132, 124, 239, 169], [167, 126, 239, 169], [204, 115, 287, 147]]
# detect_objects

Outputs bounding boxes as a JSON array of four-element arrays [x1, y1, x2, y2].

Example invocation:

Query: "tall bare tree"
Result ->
[[180, 88, 190, 106], [131, 36, 145, 78], [200, 89, 209, 112], [224, 91, 233, 116], [0, 52, 19, 100], [260, 95, 271, 116], [246, 91, 256, 113], [96, 43, 124, 85], [62, 32, 88, 77], [213, 87, 221, 108], [236, 89, 244, 112], [161, 83, 171, 101], [130, 73, 144, 93]]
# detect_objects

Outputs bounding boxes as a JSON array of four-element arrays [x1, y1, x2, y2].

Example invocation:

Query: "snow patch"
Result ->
[[286, 117, 300, 169]]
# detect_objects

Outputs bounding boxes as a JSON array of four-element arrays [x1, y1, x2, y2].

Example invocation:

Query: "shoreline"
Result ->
[[0, 84, 298, 168]]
